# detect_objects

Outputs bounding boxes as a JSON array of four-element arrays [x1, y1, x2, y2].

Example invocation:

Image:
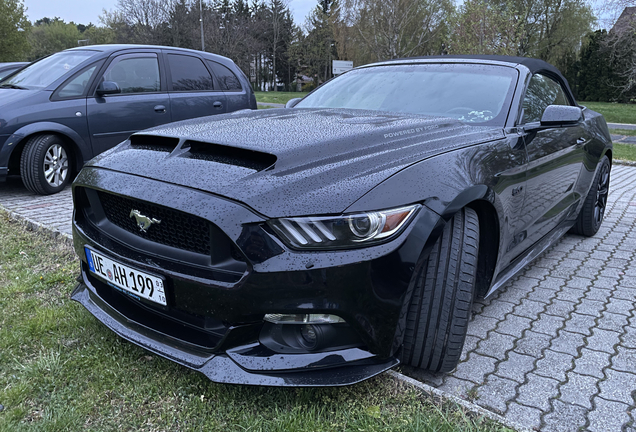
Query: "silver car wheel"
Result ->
[[43, 143, 69, 187]]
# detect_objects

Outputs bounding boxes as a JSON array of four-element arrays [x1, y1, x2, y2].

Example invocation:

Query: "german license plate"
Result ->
[[84, 247, 167, 306]]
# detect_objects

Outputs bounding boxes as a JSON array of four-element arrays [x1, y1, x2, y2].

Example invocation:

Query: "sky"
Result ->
[[23, 0, 617, 30], [23, 0, 316, 27]]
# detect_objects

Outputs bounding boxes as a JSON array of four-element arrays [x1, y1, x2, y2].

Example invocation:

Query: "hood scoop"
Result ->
[[180, 140, 277, 171], [130, 135, 179, 153]]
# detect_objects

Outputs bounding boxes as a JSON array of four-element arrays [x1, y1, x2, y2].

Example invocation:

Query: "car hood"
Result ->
[[0, 88, 37, 108], [88, 108, 504, 217]]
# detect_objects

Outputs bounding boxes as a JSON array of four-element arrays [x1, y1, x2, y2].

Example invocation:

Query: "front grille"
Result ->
[[98, 191, 211, 255]]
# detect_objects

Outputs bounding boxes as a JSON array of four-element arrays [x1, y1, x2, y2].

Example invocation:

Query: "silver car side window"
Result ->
[[102, 55, 160, 94], [57, 64, 99, 98]]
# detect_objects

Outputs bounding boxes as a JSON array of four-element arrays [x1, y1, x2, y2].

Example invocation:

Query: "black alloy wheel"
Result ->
[[571, 156, 611, 237], [594, 162, 610, 227]]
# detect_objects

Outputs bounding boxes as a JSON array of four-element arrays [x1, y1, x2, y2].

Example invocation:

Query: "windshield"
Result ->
[[296, 63, 518, 124], [0, 66, 22, 80], [1, 51, 98, 90]]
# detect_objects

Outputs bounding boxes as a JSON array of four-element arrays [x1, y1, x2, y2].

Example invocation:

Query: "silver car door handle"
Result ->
[[213, 101, 223, 108], [576, 137, 586, 145], [154, 105, 166, 113]]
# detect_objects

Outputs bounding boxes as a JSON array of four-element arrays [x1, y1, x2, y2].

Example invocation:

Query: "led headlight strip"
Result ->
[[268, 204, 420, 250]]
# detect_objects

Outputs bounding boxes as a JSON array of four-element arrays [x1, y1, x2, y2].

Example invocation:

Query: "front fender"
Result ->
[[346, 142, 512, 223], [347, 136, 528, 294]]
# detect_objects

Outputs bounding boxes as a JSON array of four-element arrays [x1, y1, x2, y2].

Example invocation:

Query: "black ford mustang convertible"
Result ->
[[71, 55, 612, 386]]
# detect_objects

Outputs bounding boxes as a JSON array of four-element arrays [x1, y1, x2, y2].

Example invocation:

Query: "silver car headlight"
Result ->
[[268, 204, 420, 250]]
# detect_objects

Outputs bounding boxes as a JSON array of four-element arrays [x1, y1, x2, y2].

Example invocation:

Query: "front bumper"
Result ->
[[72, 280, 398, 386], [71, 168, 442, 386]]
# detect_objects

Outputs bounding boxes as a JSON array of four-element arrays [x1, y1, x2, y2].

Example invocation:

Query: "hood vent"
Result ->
[[183, 140, 277, 171], [130, 135, 179, 152]]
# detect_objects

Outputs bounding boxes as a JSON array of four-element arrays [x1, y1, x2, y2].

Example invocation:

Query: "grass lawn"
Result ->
[[615, 143, 636, 161], [0, 213, 510, 432], [580, 101, 636, 124], [254, 91, 307, 105]]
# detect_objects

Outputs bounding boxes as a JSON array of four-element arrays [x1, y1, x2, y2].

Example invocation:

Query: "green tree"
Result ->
[[0, 0, 29, 61], [82, 24, 117, 45], [449, 0, 523, 55], [264, 0, 296, 90], [603, 23, 636, 102], [27, 18, 82, 60], [500, 0, 595, 67], [303, 0, 337, 84], [351, 0, 453, 62]]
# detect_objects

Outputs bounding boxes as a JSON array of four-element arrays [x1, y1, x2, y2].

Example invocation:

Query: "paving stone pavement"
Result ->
[[0, 177, 72, 236], [611, 133, 636, 145], [1, 166, 636, 432], [406, 163, 636, 431]]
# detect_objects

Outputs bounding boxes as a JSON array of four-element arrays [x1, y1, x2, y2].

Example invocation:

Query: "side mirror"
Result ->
[[525, 105, 582, 131], [285, 98, 302, 109], [96, 81, 121, 96]]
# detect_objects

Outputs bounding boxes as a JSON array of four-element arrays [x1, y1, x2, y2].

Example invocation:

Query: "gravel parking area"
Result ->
[[1, 165, 635, 432]]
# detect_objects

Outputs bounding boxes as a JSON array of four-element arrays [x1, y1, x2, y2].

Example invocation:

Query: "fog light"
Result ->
[[299, 324, 318, 349], [264, 313, 345, 324]]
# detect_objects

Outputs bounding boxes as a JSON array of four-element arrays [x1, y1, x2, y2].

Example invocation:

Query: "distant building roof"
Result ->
[[611, 7, 636, 35]]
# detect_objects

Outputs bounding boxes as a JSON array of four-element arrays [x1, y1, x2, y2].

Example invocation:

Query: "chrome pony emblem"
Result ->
[[129, 209, 161, 233]]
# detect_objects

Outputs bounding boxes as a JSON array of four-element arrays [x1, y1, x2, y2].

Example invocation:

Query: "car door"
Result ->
[[517, 73, 587, 251], [207, 60, 249, 112], [41, 61, 104, 159], [164, 52, 226, 122], [86, 52, 170, 155]]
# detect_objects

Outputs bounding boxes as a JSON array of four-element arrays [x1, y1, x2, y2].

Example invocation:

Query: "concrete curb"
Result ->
[[2, 207, 74, 248], [614, 158, 636, 167], [607, 122, 636, 129], [388, 370, 530, 432]]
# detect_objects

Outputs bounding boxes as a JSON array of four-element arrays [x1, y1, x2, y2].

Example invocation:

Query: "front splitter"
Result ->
[[71, 282, 399, 387]]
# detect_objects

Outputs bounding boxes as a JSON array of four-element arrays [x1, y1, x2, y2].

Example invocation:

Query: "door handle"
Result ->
[[154, 105, 166, 113], [213, 101, 223, 108], [576, 137, 586, 145]]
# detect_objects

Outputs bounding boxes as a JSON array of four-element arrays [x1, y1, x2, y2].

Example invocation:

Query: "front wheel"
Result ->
[[20, 134, 72, 195], [570, 155, 610, 237], [401, 207, 479, 373]]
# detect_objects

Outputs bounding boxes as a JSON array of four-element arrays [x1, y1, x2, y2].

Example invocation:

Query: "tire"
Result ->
[[20, 134, 72, 195], [570, 156, 610, 237], [401, 207, 479, 373]]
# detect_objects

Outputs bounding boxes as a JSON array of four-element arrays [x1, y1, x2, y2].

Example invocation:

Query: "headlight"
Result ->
[[268, 204, 420, 250]]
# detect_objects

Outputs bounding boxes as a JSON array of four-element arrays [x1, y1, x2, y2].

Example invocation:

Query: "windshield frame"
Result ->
[[0, 50, 101, 91], [296, 62, 520, 127]]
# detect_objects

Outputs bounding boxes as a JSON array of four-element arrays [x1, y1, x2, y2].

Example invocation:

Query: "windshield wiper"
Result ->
[[0, 84, 28, 90]]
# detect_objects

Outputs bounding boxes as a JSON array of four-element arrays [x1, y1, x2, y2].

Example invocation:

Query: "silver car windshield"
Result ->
[[296, 63, 517, 124], [2, 51, 97, 90]]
